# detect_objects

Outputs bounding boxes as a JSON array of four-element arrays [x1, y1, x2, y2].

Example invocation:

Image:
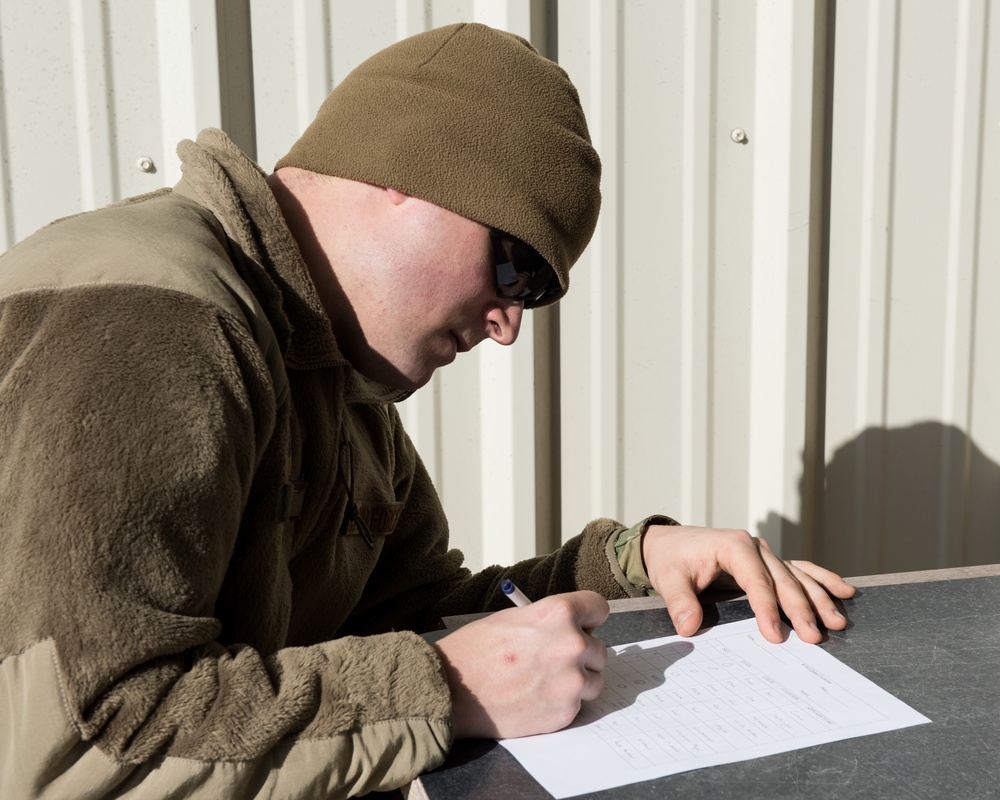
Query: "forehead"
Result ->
[[409, 193, 486, 236]]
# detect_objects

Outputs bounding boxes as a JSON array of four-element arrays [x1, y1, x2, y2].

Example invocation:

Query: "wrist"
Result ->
[[615, 514, 679, 593]]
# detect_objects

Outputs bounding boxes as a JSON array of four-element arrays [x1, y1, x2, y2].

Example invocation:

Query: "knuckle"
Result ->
[[556, 701, 582, 730], [546, 594, 576, 621], [562, 669, 588, 699], [725, 528, 760, 550], [565, 634, 589, 661], [775, 571, 801, 590]]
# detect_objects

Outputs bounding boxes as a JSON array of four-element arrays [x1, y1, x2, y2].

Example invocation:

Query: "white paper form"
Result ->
[[499, 618, 930, 799]]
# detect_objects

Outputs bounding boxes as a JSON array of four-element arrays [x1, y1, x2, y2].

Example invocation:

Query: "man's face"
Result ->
[[345, 191, 524, 391]]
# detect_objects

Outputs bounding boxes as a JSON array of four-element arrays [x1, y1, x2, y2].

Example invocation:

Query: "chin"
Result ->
[[347, 347, 434, 392], [382, 365, 435, 393], [405, 368, 437, 391], [397, 352, 451, 391]]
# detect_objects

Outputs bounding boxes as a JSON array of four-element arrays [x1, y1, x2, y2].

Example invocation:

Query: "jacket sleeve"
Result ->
[[336, 405, 676, 638], [0, 286, 450, 799]]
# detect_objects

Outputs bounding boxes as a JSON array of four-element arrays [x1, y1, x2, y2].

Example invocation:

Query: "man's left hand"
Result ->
[[641, 525, 856, 644]]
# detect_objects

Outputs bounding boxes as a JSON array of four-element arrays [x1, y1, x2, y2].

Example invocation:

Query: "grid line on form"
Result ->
[[572, 632, 892, 770], [499, 618, 930, 799]]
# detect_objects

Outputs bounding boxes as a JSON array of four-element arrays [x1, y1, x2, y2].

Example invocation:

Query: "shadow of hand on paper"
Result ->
[[571, 641, 696, 724]]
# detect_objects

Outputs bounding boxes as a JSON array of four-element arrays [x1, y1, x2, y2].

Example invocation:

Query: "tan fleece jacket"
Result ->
[[0, 129, 647, 799]]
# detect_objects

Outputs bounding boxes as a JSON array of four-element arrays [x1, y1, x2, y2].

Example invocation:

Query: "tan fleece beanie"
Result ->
[[275, 22, 601, 305]]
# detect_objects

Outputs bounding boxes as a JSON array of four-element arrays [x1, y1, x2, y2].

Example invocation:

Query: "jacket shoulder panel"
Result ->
[[0, 192, 288, 405]]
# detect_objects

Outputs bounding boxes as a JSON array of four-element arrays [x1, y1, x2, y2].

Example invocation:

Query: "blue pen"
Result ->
[[500, 578, 532, 607]]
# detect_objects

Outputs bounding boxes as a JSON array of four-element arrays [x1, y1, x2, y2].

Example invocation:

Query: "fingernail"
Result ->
[[676, 610, 691, 627], [809, 621, 819, 631], [833, 609, 845, 618], [772, 620, 782, 635]]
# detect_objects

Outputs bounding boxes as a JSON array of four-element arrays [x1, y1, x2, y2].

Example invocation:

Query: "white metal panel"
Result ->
[[68, 0, 116, 214], [557, 0, 627, 537], [155, 0, 227, 185], [700, 1, 757, 537], [969, 2, 1000, 566], [558, 0, 821, 562], [0, 1, 235, 248], [823, 0, 1000, 574], [746, 0, 819, 555], [0, 1, 93, 245]]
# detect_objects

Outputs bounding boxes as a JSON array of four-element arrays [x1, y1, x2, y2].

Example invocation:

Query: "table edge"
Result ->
[[606, 563, 1000, 613]]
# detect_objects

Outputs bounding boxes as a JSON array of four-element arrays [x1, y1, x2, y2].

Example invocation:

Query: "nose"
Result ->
[[485, 299, 523, 346]]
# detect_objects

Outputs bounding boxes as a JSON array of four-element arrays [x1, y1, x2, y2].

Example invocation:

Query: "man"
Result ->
[[0, 22, 853, 799]]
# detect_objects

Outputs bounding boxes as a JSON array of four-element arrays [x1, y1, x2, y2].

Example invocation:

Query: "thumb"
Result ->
[[658, 582, 704, 637]]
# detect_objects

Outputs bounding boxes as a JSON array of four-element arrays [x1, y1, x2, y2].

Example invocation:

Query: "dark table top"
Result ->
[[411, 570, 1000, 799]]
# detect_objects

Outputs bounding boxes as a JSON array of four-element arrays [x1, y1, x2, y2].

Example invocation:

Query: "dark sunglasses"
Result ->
[[490, 228, 560, 309]]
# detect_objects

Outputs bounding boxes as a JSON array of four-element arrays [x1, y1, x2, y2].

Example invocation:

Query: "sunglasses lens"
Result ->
[[492, 231, 559, 308]]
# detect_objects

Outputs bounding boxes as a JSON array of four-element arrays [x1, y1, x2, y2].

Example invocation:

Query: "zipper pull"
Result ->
[[348, 500, 375, 549], [339, 439, 374, 549]]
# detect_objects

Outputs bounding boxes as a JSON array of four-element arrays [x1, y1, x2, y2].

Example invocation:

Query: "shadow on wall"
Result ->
[[758, 422, 1000, 577]]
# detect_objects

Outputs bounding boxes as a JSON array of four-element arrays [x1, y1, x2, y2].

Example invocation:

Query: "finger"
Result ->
[[718, 537, 787, 643], [550, 590, 611, 632], [652, 573, 707, 637], [786, 561, 852, 631], [578, 634, 609, 702], [767, 556, 854, 637], [581, 632, 609, 674], [565, 609, 609, 687], [760, 545, 846, 644], [788, 559, 857, 599], [581, 662, 606, 701]]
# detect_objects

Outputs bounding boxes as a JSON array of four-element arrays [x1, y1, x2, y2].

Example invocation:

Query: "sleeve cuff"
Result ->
[[612, 514, 680, 595]]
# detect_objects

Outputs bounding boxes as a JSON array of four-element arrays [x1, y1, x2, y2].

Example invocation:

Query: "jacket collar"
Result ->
[[174, 129, 411, 405]]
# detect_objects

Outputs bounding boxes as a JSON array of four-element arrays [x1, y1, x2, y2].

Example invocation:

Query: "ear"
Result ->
[[385, 187, 410, 206]]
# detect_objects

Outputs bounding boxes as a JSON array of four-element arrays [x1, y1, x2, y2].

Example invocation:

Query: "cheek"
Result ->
[[392, 222, 494, 314]]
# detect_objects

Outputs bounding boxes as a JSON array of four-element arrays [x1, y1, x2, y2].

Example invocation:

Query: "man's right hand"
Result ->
[[433, 591, 610, 740]]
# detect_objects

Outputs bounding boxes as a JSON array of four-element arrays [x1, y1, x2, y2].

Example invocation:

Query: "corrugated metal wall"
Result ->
[[1, 0, 996, 576], [822, 0, 1000, 574]]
